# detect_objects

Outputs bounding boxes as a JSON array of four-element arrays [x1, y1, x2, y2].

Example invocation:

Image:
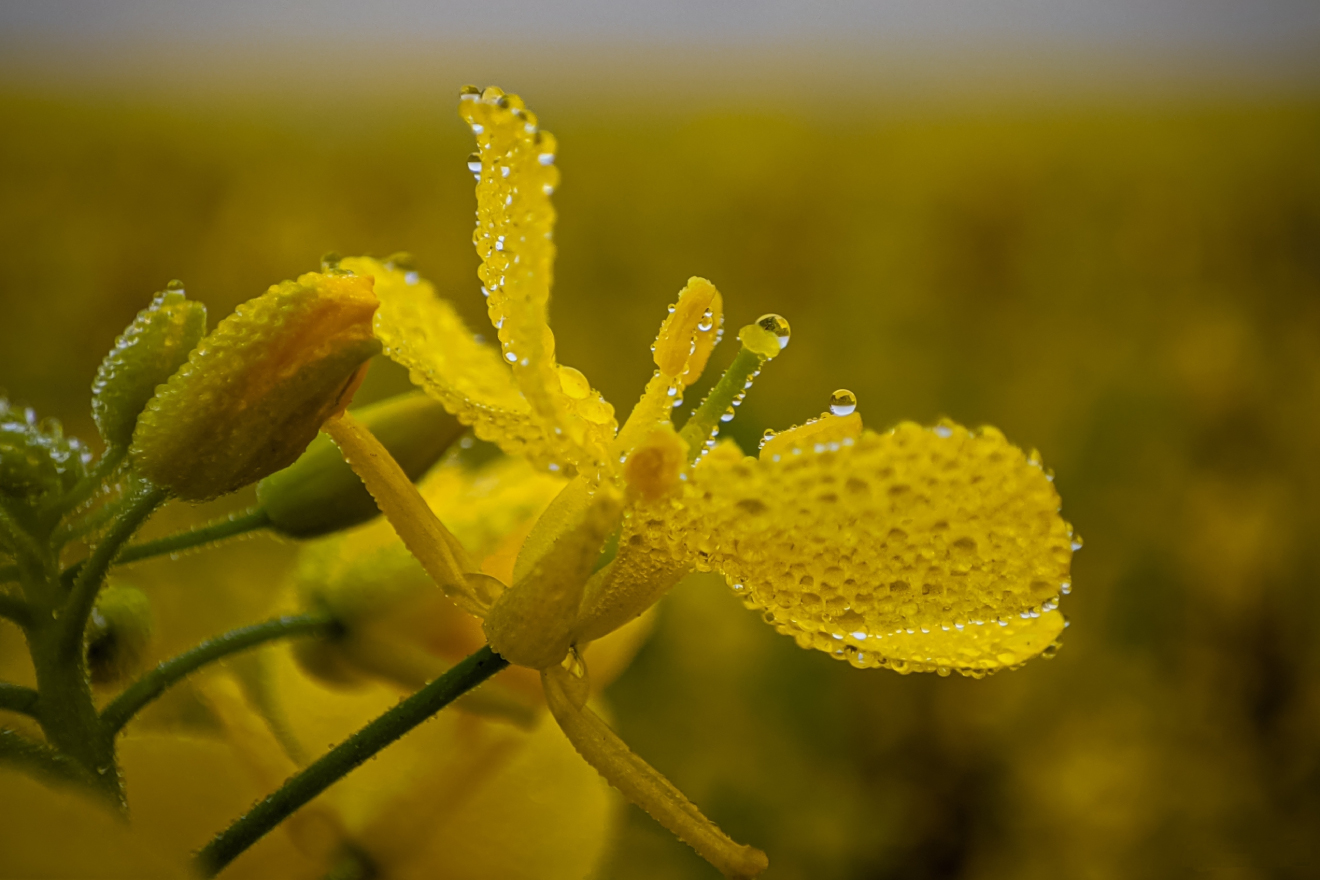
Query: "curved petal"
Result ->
[[345, 256, 583, 474], [664, 422, 1074, 674], [460, 88, 616, 467]]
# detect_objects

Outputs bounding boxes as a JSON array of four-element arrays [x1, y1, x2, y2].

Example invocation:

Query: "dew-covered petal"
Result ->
[[345, 256, 583, 475], [667, 422, 1074, 673], [459, 88, 616, 466]]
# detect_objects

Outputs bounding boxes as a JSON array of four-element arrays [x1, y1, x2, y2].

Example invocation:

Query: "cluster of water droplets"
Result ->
[[680, 420, 1077, 676], [1, 395, 92, 506]]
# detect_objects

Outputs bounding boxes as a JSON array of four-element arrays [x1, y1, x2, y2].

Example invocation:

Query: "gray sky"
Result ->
[[3, 0, 1318, 50]]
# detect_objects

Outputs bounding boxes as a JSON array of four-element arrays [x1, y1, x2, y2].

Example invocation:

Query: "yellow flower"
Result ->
[[320, 85, 1075, 879]]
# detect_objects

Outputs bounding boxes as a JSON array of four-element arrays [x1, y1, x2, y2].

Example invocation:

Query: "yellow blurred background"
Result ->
[[3, 3, 1320, 877]]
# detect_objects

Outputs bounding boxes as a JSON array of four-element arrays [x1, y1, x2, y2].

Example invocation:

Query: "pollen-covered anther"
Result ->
[[623, 425, 689, 502]]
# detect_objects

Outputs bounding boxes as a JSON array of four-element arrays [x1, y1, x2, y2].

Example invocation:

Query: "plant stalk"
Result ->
[[195, 645, 509, 877]]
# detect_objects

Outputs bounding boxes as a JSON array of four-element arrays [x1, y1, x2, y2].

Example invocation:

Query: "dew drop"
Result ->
[[720, 407, 736, 423], [320, 251, 342, 271], [165, 279, 185, 293], [466, 152, 482, 176], [829, 389, 857, 417], [697, 309, 715, 332], [756, 313, 791, 349]]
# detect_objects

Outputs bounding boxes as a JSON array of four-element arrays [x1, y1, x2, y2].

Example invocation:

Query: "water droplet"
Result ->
[[1060, 580, 1072, 595], [720, 407, 736, 423], [828, 389, 857, 416], [697, 309, 715, 332], [460, 84, 481, 97], [505, 352, 517, 363], [467, 152, 482, 176], [320, 251, 342, 271], [165, 279, 185, 293], [756, 313, 791, 349], [1071, 534, 1084, 552], [539, 152, 555, 166]]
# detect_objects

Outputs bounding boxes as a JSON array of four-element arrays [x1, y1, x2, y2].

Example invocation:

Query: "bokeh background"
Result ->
[[3, 2, 1320, 878]]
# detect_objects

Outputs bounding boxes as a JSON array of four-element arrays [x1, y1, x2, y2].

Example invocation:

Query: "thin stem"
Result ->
[[101, 613, 338, 736], [0, 682, 40, 719], [0, 728, 97, 791], [59, 483, 167, 661], [62, 505, 271, 588], [0, 592, 31, 628], [41, 445, 128, 529], [195, 645, 509, 877], [0, 503, 41, 565], [678, 345, 767, 463]]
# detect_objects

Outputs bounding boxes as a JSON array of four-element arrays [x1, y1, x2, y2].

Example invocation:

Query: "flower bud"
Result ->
[[0, 399, 90, 506], [91, 283, 207, 450], [129, 271, 380, 500], [257, 391, 463, 538], [86, 583, 153, 685]]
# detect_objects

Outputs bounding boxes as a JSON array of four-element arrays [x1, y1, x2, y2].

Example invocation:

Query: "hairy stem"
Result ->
[[0, 682, 40, 719], [0, 592, 31, 628], [60, 483, 167, 661], [195, 645, 509, 877], [0, 728, 97, 790], [41, 446, 128, 529], [61, 505, 272, 588], [101, 613, 338, 737]]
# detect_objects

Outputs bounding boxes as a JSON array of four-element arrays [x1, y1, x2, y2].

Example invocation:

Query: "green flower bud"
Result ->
[[0, 399, 90, 506], [91, 283, 208, 449], [129, 271, 381, 501], [257, 391, 463, 538], [86, 583, 153, 685]]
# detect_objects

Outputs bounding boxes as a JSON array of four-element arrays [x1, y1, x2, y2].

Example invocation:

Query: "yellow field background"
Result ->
[[2, 72, 1319, 878]]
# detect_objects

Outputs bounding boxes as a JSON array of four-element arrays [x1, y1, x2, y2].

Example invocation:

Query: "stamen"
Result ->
[[677, 316, 789, 463], [323, 412, 500, 617], [542, 665, 769, 878]]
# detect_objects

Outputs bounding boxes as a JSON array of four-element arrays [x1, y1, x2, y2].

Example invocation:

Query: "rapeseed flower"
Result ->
[[320, 85, 1075, 878]]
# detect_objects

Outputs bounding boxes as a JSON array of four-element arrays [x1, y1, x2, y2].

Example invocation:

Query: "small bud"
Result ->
[[257, 391, 463, 538], [91, 286, 207, 449], [86, 583, 153, 685], [130, 272, 381, 500], [1, 400, 89, 506]]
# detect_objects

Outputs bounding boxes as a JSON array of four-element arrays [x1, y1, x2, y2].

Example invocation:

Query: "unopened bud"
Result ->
[[257, 391, 462, 538], [86, 583, 153, 685], [1, 400, 89, 506], [130, 271, 380, 500], [92, 284, 207, 449]]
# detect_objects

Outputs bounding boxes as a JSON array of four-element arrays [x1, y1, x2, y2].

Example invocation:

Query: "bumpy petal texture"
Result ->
[[345, 256, 583, 475], [645, 421, 1073, 675], [460, 87, 616, 470]]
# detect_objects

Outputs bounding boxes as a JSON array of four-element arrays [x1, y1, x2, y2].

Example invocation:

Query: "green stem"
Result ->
[[60, 483, 167, 661], [678, 345, 767, 463], [0, 682, 40, 718], [195, 645, 509, 877], [61, 505, 272, 587], [101, 613, 338, 736], [41, 446, 128, 529], [0, 728, 97, 790], [0, 592, 32, 628]]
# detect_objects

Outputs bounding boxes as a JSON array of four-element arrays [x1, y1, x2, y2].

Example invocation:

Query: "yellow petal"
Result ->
[[459, 89, 616, 467], [344, 255, 583, 475], [672, 421, 1074, 674]]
